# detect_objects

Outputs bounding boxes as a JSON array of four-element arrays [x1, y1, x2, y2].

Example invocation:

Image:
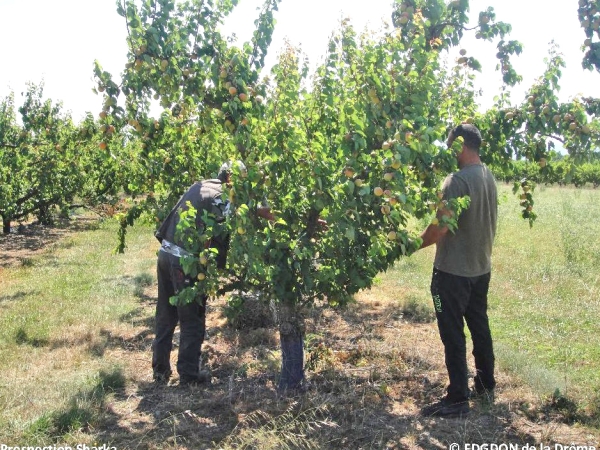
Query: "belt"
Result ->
[[160, 240, 193, 258]]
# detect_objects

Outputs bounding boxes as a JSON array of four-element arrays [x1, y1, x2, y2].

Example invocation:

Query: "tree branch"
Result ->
[[546, 134, 566, 144]]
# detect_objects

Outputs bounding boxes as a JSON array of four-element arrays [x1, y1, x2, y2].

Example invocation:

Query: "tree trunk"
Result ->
[[37, 204, 54, 226], [2, 218, 10, 234], [276, 300, 305, 392]]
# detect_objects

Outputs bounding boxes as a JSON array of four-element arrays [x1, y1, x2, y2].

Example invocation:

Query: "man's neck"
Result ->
[[458, 148, 482, 169]]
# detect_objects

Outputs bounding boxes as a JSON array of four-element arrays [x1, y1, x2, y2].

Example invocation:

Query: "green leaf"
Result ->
[[345, 226, 355, 241]]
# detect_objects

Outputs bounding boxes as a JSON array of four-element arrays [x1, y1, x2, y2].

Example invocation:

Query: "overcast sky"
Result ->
[[0, 0, 598, 122]]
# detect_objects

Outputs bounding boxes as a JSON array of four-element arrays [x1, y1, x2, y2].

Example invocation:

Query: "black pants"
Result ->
[[430, 268, 496, 403], [152, 250, 207, 382]]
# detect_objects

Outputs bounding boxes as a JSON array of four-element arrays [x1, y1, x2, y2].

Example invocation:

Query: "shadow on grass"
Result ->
[[102, 273, 157, 302], [119, 306, 156, 329], [132, 272, 155, 300], [14, 326, 49, 347], [41, 325, 153, 357], [122, 370, 542, 449], [17, 290, 593, 448], [0, 289, 39, 306], [22, 367, 128, 443], [18, 364, 543, 450], [79, 328, 155, 358], [0, 217, 100, 269], [50, 301, 600, 446], [96, 298, 541, 449], [339, 297, 435, 328]]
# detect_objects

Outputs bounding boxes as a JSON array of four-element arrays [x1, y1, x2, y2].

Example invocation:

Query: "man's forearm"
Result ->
[[419, 223, 447, 249], [257, 206, 275, 221]]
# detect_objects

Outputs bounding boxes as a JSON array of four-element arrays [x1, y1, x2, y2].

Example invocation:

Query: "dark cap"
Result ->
[[218, 160, 247, 182], [451, 124, 482, 151]]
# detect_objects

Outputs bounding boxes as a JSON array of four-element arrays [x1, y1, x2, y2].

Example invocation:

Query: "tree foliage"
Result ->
[[88, 0, 600, 388], [0, 84, 83, 232], [578, 0, 600, 71]]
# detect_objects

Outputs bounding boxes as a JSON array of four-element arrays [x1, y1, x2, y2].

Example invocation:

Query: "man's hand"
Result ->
[[418, 204, 453, 250], [257, 206, 276, 222], [317, 218, 328, 231]]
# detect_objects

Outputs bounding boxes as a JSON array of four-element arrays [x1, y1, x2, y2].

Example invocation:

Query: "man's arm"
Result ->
[[256, 207, 328, 233], [420, 220, 448, 249], [257, 206, 276, 221], [419, 207, 451, 249]]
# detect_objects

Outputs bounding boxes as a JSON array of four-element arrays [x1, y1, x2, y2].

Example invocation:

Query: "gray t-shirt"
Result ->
[[434, 164, 498, 277], [156, 179, 229, 253]]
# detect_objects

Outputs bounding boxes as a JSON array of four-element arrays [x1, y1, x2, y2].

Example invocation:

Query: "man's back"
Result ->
[[156, 179, 225, 250], [434, 164, 497, 277]]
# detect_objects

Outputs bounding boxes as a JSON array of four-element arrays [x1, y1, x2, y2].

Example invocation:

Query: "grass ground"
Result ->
[[0, 185, 599, 449], [492, 185, 600, 405]]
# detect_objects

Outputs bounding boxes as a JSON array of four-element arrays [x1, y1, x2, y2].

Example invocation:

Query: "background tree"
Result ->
[[0, 84, 82, 233], [0, 92, 20, 233], [478, 43, 600, 222], [0, 83, 138, 234]]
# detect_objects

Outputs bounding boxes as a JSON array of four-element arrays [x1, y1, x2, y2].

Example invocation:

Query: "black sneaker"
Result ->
[[470, 388, 495, 404], [153, 371, 171, 385], [179, 369, 212, 386], [421, 398, 470, 418], [277, 379, 313, 397]]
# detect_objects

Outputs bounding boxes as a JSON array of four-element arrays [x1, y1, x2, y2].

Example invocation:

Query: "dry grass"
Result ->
[[4, 287, 598, 448], [1, 192, 600, 448]]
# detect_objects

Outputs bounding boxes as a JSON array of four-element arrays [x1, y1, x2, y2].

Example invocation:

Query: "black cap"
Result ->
[[452, 123, 482, 151], [218, 160, 247, 182]]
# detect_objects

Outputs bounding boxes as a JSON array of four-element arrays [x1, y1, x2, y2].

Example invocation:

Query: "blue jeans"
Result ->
[[152, 250, 207, 382], [431, 268, 496, 402]]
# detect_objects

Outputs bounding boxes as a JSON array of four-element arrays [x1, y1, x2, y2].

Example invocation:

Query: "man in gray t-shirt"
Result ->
[[435, 162, 497, 277], [418, 124, 498, 418]]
